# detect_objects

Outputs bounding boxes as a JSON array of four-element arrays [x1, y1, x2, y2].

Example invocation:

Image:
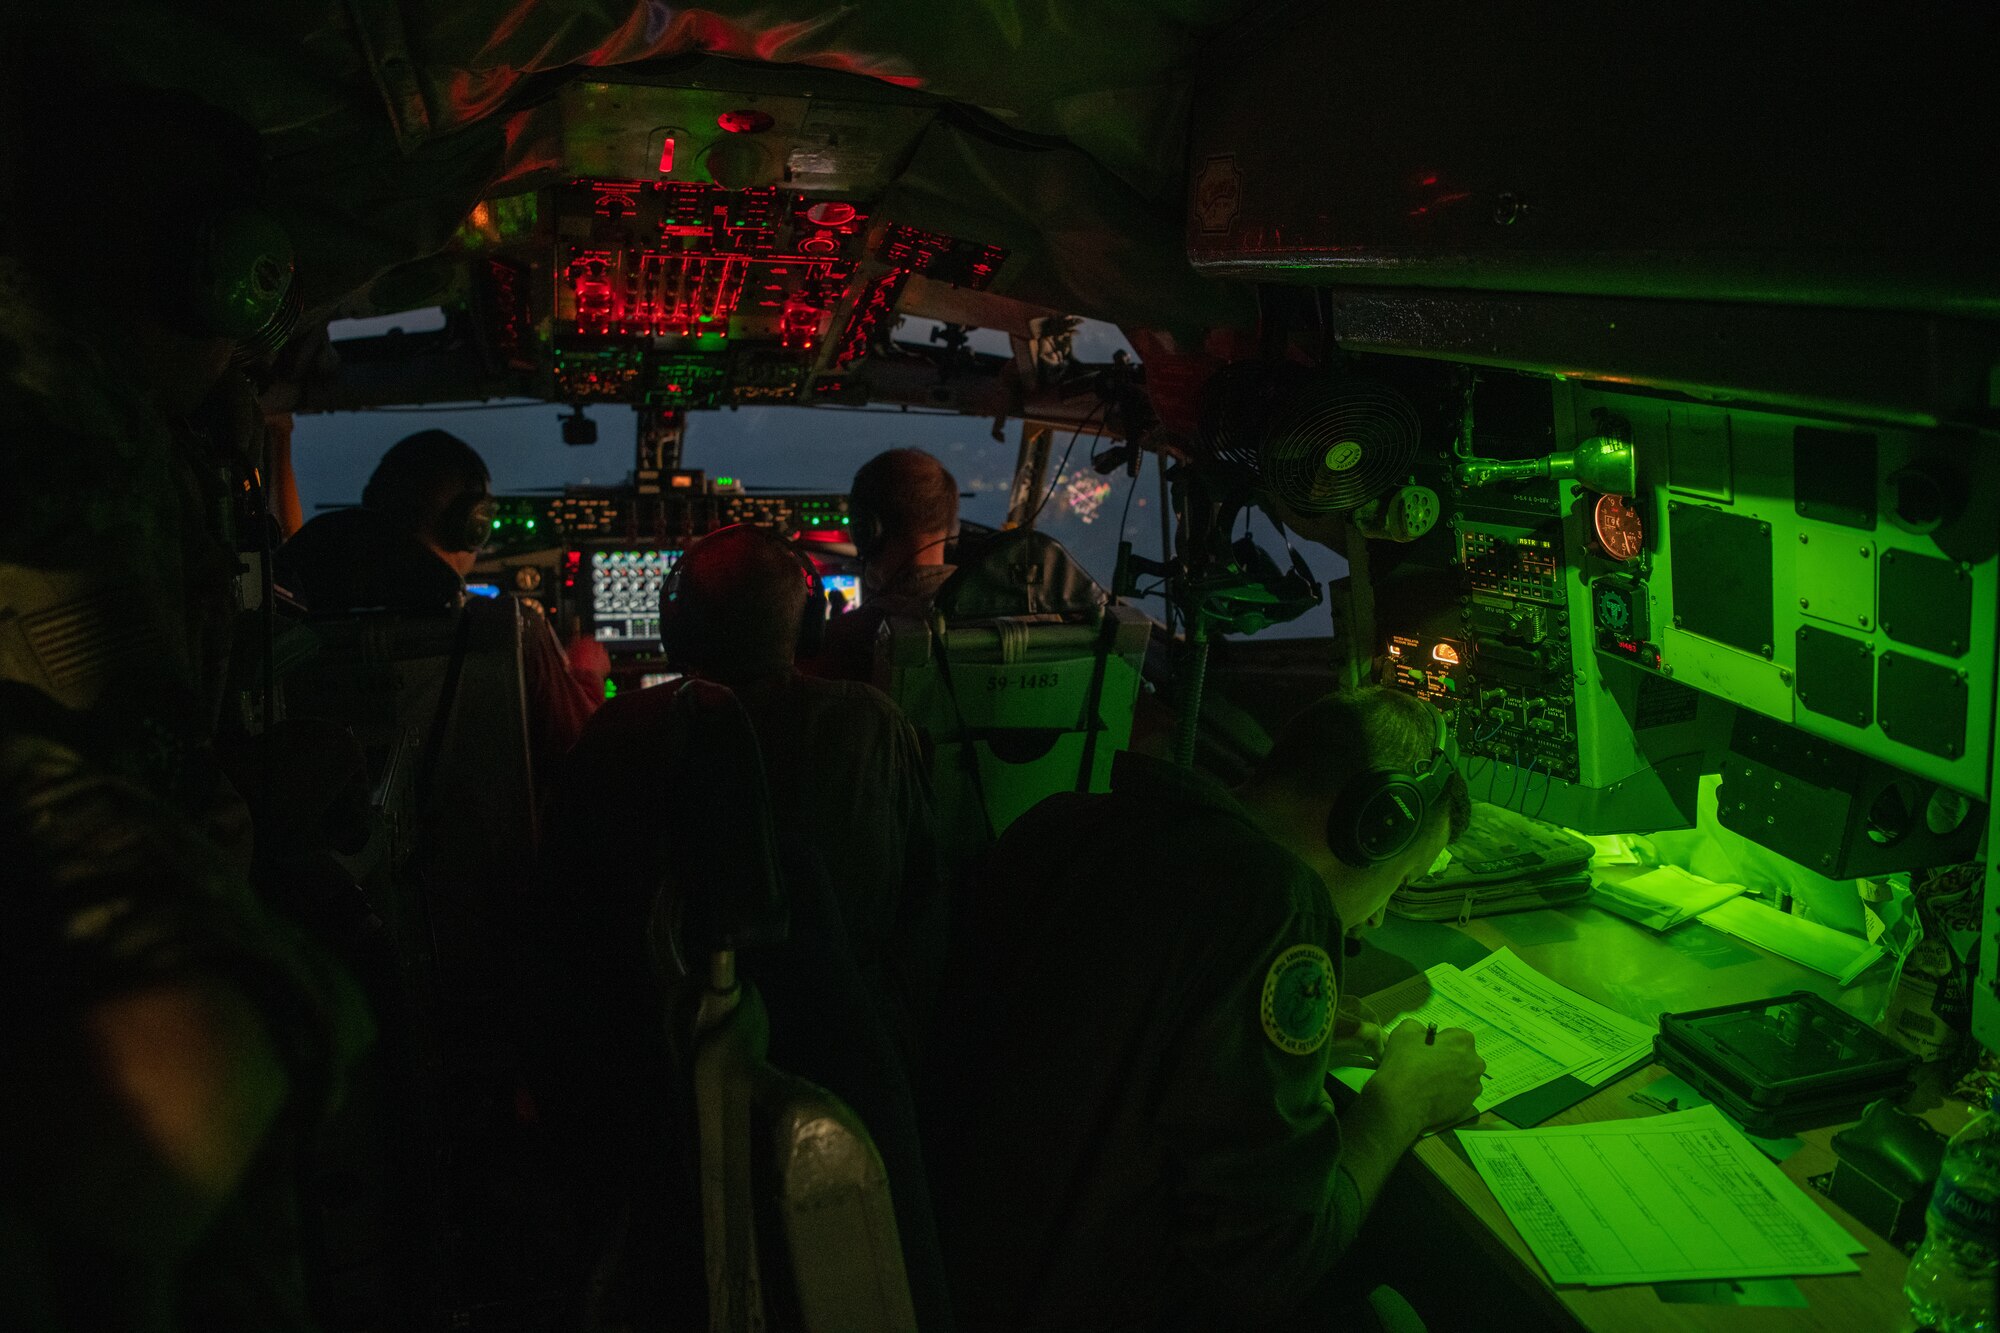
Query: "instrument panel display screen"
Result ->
[[821, 572, 862, 615], [587, 548, 681, 648]]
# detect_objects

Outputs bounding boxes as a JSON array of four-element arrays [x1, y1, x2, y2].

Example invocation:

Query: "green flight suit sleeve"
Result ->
[[1152, 865, 1359, 1325]]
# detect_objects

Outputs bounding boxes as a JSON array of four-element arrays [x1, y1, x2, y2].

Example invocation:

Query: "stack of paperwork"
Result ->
[[1340, 949, 1655, 1113], [1459, 1105, 1864, 1285], [1591, 864, 1744, 931]]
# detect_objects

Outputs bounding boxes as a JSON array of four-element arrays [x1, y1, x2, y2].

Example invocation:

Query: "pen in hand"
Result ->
[[1422, 1020, 1490, 1078]]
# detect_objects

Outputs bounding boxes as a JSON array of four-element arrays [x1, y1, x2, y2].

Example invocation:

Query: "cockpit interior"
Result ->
[[4, 6, 1996, 1331]]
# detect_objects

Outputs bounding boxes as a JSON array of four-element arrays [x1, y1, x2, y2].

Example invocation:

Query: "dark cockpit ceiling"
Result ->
[[60, 3, 1250, 399], [45, 4, 1998, 433]]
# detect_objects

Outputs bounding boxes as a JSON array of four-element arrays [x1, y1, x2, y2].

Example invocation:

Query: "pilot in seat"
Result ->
[[274, 429, 602, 766], [802, 446, 960, 682], [544, 522, 951, 1328], [0, 78, 365, 1331], [922, 686, 1483, 1333]]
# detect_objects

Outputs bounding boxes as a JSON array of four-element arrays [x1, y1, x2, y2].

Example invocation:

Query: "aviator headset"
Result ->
[[658, 525, 829, 666], [1324, 707, 1458, 867], [183, 205, 297, 353], [131, 90, 300, 352]]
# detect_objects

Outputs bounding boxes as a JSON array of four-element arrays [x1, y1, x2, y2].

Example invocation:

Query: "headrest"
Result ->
[[662, 679, 789, 952], [936, 528, 1109, 620]]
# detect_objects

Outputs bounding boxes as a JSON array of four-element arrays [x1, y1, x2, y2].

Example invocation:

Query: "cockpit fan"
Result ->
[[1257, 376, 1420, 514]]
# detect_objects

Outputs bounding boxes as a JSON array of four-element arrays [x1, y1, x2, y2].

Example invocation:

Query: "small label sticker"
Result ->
[[1325, 441, 1365, 472], [1260, 944, 1336, 1056], [1193, 155, 1243, 234]]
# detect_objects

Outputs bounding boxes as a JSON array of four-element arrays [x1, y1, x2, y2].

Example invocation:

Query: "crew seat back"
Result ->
[[875, 605, 1151, 869], [277, 596, 552, 1328], [872, 528, 1151, 867], [665, 681, 919, 1333]]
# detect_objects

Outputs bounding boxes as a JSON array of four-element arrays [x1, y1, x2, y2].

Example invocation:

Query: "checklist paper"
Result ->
[[1441, 950, 1655, 1087], [1459, 1106, 1864, 1286], [1341, 950, 1656, 1111]]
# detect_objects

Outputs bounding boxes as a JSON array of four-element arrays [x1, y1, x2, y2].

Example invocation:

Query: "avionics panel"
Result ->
[[1373, 371, 1725, 831], [560, 540, 863, 656], [484, 488, 852, 555]]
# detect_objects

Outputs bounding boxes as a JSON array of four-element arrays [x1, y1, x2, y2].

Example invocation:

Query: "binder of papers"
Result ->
[[1459, 1105, 1864, 1286], [1390, 803, 1594, 921], [1339, 949, 1655, 1113]]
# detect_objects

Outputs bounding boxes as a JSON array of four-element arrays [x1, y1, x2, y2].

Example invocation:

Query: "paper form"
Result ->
[[1364, 967, 1593, 1112], [1459, 1106, 1863, 1286], [1518, 1111, 1865, 1256], [1441, 950, 1655, 1086]]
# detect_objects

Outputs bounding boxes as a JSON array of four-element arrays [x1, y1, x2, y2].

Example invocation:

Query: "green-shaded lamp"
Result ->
[[1457, 435, 1636, 496]]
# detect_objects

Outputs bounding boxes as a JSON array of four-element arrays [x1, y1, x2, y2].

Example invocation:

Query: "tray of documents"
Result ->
[[1390, 803, 1593, 921], [1654, 991, 1917, 1137]]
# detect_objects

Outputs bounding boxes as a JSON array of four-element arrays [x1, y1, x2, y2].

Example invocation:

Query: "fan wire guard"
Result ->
[[1259, 378, 1420, 512]]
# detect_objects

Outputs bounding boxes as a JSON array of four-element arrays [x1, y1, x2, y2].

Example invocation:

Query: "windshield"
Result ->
[[291, 319, 1346, 640]]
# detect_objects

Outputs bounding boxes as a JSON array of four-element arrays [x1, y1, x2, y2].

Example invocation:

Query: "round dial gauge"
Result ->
[[1591, 492, 1645, 562]]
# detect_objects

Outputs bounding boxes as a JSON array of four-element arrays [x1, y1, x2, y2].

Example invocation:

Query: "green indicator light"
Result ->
[[604, 679, 618, 700], [841, 516, 851, 525], [716, 476, 735, 487], [526, 519, 537, 530]]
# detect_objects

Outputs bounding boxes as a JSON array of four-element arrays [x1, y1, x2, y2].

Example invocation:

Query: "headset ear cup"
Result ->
[[797, 581, 826, 658], [851, 505, 884, 561], [1325, 772, 1424, 867], [188, 207, 295, 340], [658, 561, 688, 664], [794, 547, 827, 658]]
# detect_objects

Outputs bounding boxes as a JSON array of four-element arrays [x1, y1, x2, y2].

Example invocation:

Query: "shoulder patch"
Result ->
[[1260, 943, 1337, 1056]]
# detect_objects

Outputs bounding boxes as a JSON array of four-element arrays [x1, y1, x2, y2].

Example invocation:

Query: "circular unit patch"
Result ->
[[1260, 943, 1337, 1055]]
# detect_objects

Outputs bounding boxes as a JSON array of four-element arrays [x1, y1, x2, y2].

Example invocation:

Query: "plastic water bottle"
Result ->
[[1904, 1090, 2000, 1333]]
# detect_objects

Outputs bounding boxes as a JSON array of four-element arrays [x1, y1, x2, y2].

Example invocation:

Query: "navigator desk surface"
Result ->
[[1352, 902, 1978, 1332]]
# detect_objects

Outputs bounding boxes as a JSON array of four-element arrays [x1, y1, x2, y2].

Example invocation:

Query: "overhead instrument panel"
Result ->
[[551, 178, 1006, 410]]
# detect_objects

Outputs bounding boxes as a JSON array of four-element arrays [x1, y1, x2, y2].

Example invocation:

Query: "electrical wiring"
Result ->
[[1117, 458, 1143, 541], [1025, 397, 1105, 529]]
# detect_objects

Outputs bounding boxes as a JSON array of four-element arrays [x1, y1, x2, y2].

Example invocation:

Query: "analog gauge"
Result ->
[[1591, 492, 1645, 562]]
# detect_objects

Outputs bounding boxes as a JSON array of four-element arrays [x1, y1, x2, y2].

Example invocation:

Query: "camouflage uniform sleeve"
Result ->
[[1153, 866, 1359, 1324], [0, 714, 370, 1124]]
